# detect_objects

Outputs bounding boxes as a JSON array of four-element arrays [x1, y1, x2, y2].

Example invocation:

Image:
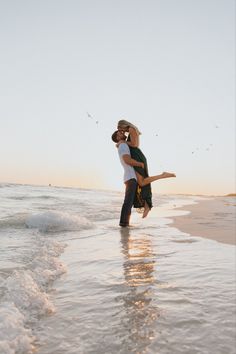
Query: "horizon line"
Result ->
[[1, 181, 235, 198]]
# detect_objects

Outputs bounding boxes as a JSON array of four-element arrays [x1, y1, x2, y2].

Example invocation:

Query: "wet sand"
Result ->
[[171, 198, 236, 245]]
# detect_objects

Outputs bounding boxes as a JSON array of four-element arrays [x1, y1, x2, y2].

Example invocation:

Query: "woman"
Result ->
[[117, 119, 176, 217]]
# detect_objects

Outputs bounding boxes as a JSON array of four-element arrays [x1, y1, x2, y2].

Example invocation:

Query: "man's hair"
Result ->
[[111, 130, 119, 143]]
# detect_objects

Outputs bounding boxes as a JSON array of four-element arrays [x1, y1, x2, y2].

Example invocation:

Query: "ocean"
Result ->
[[0, 183, 235, 354]]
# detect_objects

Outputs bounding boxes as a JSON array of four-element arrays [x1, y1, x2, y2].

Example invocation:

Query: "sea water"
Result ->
[[0, 184, 235, 354]]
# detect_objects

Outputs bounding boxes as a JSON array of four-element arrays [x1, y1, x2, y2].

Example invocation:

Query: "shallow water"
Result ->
[[0, 184, 235, 354]]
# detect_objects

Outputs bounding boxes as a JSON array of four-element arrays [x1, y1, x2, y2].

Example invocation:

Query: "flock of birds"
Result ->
[[86, 112, 220, 156], [191, 125, 219, 155]]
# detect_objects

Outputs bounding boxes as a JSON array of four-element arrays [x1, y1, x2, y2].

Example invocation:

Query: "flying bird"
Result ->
[[86, 112, 101, 127], [87, 112, 93, 119]]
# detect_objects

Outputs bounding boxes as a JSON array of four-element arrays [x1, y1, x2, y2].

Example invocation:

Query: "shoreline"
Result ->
[[171, 198, 236, 245]]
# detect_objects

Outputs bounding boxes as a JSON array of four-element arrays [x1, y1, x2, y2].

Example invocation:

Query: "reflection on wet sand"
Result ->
[[119, 228, 160, 353]]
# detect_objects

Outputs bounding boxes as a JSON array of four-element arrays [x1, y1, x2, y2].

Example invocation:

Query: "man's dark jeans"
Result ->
[[119, 178, 137, 227]]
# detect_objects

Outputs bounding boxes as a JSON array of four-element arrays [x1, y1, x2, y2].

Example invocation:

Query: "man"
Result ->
[[111, 130, 144, 227]]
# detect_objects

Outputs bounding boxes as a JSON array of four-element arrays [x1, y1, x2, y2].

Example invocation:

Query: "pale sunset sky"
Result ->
[[0, 0, 235, 196]]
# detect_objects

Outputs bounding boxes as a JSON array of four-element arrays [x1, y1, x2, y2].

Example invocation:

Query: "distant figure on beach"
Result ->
[[116, 119, 176, 218], [112, 126, 175, 227]]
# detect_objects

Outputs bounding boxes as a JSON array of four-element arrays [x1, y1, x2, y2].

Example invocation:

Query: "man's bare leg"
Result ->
[[136, 171, 176, 187]]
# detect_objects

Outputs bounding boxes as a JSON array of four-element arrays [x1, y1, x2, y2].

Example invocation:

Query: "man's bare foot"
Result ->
[[160, 172, 176, 179], [142, 203, 150, 218]]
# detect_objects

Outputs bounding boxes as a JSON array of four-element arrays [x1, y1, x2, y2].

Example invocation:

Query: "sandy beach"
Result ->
[[171, 197, 236, 245]]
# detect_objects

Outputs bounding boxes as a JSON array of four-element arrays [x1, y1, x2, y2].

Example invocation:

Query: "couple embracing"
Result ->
[[112, 120, 176, 227]]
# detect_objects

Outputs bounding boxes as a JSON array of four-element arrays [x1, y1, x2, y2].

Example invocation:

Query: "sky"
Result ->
[[0, 0, 235, 196]]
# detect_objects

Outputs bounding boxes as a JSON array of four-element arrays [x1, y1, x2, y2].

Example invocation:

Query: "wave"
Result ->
[[0, 239, 67, 353], [7, 195, 59, 201], [0, 211, 93, 233], [25, 211, 93, 232], [0, 213, 28, 229], [0, 302, 35, 354], [0, 183, 16, 188]]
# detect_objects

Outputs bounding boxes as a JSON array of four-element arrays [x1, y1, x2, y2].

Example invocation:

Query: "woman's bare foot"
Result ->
[[142, 202, 150, 218], [160, 172, 176, 179]]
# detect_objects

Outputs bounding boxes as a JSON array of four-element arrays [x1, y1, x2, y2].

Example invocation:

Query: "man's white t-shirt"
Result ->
[[118, 143, 137, 183]]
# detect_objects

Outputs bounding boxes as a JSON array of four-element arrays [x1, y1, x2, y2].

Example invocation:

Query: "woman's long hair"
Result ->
[[118, 119, 142, 135]]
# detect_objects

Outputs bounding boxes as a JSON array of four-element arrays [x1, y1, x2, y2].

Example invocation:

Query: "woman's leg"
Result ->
[[135, 173, 151, 219], [135, 171, 175, 218], [142, 201, 150, 218], [136, 171, 176, 187]]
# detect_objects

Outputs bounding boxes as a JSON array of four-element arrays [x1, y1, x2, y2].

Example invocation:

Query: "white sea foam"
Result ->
[[0, 229, 67, 353], [2, 238, 67, 318], [25, 211, 93, 232], [5, 270, 55, 317], [0, 302, 35, 354], [30, 241, 67, 286]]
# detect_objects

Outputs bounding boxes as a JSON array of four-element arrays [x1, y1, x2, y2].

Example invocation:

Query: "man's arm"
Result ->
[[122, 154, 144, 169]]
